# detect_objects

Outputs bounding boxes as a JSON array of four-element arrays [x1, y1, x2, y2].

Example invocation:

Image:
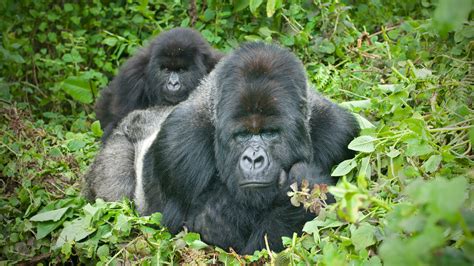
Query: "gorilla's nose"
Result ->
[[167, 72, 181, 91], [239, 146, 269, 175]]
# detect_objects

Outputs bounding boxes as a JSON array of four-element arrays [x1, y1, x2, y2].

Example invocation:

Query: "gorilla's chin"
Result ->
[[163, 91, 188, 104], [232, 170, 283, 209]]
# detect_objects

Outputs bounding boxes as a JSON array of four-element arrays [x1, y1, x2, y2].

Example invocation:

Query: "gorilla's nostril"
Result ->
[[253, 156, 265, 169], [243, 155, 252, 163]]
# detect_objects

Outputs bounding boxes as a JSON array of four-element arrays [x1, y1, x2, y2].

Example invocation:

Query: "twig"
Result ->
[[189, 0, 197, 26], [18, 252, 51, 265], [264, 234, 274, 264], [390, 66, 409, 82], [368, 24, 401, 38], [330, 12, 340, 40], [429, 125, 473, 132], [228, 248, 245, 265], [106, 237, 140, 265]]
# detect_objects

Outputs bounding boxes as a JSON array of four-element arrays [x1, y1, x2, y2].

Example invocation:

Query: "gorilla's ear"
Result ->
[[204, 51, 225, 72]]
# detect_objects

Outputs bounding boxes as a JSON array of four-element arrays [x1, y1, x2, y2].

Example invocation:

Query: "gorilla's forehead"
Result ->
[[208, 42, 314, 129]]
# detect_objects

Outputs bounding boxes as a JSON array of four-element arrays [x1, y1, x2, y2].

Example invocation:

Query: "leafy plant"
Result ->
[[1, 0, 472, 264]]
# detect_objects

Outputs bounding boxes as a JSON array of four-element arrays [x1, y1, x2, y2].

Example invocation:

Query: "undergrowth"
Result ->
[[0, 0, 472, 264]]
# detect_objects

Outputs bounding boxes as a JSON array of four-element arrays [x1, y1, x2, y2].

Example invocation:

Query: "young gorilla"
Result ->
[[84, 42, 359, 254], [95, 27, 223, 141]]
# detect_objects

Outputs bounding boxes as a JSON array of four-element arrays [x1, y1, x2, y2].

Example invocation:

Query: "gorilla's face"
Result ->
[[214, 43, 313, 208], [151, 47, 208, 104], [147, 28, 219, 105]]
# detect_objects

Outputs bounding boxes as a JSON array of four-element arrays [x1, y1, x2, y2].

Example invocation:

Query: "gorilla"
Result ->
[[94, 27, 223, 140], [84, 42, 359, 254]]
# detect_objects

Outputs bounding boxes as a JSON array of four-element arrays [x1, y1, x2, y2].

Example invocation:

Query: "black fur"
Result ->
[[95, 27, 223, 141], [139, 42, 360, 253]]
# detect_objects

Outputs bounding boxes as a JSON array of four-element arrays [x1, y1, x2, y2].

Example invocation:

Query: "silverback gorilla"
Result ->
[[94, 27, 223, 140], [84, 42, 359, 254]]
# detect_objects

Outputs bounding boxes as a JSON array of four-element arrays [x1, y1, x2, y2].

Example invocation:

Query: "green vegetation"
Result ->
[[1, 0, 472, 264]]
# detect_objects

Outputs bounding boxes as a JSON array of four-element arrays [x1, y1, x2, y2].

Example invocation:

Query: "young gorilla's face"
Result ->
[[156, 52, 207, 104], [147, 28, 220, 105], [214, 43, 313, 208]]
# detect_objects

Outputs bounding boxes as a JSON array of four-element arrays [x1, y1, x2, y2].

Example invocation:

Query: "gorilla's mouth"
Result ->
[[163, 91, 188, 104], [239, 180, 274, 188]]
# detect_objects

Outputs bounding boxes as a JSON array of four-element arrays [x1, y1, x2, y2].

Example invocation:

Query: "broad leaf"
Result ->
[[62, 76, 93, 104], [348, 136, 377, 153], [331, 159, 357, 176], [30, 207, 69, 222]]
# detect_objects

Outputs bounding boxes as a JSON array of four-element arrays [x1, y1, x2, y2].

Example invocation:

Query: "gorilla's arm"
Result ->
[[82, 131, 136, 202], [144, 102, 217, 232], [307, 91, 360, 183], [95, 49, 151, 140], [242, 202, 313, 254]]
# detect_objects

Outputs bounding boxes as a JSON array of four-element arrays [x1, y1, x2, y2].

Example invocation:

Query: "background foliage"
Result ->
[[1, 0, 472, 264]]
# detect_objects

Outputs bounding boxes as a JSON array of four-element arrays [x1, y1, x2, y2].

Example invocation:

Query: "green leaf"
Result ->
[[433, 0, 472, 37], [102, 37, 118, 47], [357, 156, 370, 189], [249, 0, 263, 15], [386, 148, 400, 158], [318, 39, 335, 54], [266, 0, 276, 17], [405, 138, 433, 157], [428, 177, 467, 220], [62, 76, 93, 104], [258, 27, 273, 38], [413, 68, 432, 79], [183, 232, 201, 244], [303, 220, 320, 243], [340, 99, 371, 110], [348, 135, 377, 153], [202, 9, 215, 22], [115, 214, 131, 234], [233, 0, 249, 12], [302, 220, 319, 234], [55, 217, 95, 249], [190, 240, 208, 250], [331, 159, 357, 176], [36, 220, 65, 239], [91, 120, 103, 137], [30, 207, 69, 222], [354, 113, 375, 129], [96, 245, 110, 258], [422, 155, 442, 173], [67, 139, 86, 151], [351, 223, 376, 251]]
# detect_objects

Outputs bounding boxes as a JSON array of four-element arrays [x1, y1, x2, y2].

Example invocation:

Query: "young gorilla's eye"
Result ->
[[261, 130, 279, 141]]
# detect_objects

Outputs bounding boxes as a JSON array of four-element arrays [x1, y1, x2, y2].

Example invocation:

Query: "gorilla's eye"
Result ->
[[160, 66, 168, 71], [261, 130, 279, 141], [234, 132, 252, 142]]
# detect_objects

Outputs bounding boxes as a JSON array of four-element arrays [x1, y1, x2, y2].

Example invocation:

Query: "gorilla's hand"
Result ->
[[288, 162, 336, 187], [288, 162, 315, 183]]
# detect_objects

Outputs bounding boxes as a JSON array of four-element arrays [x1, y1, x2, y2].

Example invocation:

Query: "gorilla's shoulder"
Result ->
[[115, 107, 174, 143]]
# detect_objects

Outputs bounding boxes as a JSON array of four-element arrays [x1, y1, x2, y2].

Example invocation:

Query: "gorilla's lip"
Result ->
[[239, 180, 274, 188]]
